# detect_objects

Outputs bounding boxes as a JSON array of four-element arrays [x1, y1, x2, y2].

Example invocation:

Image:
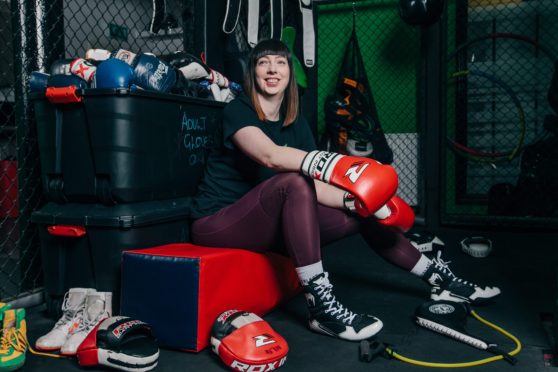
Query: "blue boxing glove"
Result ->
[[93, 58, 134, 89], [29, 71, 50, 93], [132, 53, 176, 93]]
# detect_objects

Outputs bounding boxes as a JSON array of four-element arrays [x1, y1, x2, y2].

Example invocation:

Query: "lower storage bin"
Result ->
[[31, 197, 192, 317]]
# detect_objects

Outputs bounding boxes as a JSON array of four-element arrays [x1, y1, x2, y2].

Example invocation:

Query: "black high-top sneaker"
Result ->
[[424, 251, 501, 304], [303, 272, 383, 341]]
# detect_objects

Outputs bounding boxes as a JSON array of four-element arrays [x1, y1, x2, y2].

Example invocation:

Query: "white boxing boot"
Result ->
[[35, 288, 96, 351], [60, 291, 112, 356]]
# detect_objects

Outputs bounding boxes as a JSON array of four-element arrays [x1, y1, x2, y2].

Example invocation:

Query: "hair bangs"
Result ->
[[252, 39, 291, 62]]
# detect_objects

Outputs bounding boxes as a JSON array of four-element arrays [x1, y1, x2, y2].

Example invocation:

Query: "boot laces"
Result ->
[[314, 274, 356, 324], [432, 251, 478, 288], [53, 292, 84, 331], [73, 301, 109, 334]]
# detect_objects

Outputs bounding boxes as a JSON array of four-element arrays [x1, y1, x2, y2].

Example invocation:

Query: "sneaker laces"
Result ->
[[313, 275, 357, 325], [432, 251, 478, 288], [0, 327, 26, 354]]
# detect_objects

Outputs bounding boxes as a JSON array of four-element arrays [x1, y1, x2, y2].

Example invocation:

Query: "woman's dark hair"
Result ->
[[243, 39, 299, 126]]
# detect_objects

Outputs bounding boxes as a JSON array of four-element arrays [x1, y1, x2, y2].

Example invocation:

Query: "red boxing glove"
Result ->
[[374, 195, 415, 233], [302, 150, 397, 217], [343, 191, 369, 217]]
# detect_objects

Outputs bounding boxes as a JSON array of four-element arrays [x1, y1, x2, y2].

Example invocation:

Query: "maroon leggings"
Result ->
[[191, 173, 420, 270]]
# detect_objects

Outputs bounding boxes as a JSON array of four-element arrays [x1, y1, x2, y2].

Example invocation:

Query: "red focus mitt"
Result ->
[[210, 310, 289, 372], [76, 316, 159, 372]]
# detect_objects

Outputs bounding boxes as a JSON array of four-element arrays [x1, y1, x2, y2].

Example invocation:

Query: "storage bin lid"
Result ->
[[29, 87, 227, 109], [30, 197, 193, 228]]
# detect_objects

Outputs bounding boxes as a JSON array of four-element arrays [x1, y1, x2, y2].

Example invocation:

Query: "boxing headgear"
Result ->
[[399, 0, 444, 26], [76, 316, 159, 372], [211, 310, 289, 372]]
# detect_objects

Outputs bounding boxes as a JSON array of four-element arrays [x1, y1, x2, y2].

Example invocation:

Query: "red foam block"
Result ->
[[121, 243, 301, 352]]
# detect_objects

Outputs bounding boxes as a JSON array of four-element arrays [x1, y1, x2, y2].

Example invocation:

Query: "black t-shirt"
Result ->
[[190, 93, 317, 219]]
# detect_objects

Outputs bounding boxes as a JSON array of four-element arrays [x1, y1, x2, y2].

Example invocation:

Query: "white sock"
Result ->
[[410, 255, 432, 277], [296, 261, 324, 285]]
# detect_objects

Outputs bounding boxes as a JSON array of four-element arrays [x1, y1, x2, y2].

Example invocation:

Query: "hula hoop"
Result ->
[[447, 32, 558, 65], [447, 69, 526, 162], [446, 33, 556, 162]]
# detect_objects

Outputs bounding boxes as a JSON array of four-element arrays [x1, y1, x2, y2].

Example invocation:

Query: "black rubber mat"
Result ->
[[23, 228, 557, 371]]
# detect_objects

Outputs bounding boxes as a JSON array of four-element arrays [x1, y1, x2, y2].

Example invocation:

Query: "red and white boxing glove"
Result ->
[[374, 195, 415, 232], [345, 193, 415, 232], [301, 150, 398, 217], [70, 58, 97, 83], [164, 51, 231, 88]]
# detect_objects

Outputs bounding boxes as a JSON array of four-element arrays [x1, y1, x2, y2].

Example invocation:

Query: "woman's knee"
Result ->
[[274, 172, 315, 196]]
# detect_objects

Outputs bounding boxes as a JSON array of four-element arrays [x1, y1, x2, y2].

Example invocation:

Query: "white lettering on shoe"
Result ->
[[428, 273, 442, 286], [305, 293, 316, 307]]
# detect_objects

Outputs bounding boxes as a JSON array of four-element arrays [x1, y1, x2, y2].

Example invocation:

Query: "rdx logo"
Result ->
[[254, 334, 275, 347], [345, 162, 369, 183], [230, 356, 287, 371]]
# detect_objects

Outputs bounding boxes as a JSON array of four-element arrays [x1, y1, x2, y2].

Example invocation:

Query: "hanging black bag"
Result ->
[[322, 16, 393, 164]]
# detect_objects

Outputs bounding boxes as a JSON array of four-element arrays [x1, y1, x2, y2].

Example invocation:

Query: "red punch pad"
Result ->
[[120, 243, 300, 352]]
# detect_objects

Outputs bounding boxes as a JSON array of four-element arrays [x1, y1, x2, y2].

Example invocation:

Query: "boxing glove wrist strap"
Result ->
[[300, 150, 342, 182], [344, 191, 390, 218], [343, 191, 356, 212]]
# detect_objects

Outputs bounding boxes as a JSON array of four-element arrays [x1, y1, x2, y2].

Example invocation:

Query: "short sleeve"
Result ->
[[296, 115, 317, 152], [222, 97, 262, 150]]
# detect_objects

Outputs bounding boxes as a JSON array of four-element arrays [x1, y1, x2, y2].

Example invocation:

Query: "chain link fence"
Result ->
[[316, 0, 422, 210], [444, 0, 558, 227], [0, 0, 195, 303], [1, 0, 42, 304], [3, 0, 557, 303]]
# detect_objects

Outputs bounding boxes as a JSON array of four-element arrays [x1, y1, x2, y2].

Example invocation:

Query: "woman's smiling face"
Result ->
[[255, 54, 290, 98]]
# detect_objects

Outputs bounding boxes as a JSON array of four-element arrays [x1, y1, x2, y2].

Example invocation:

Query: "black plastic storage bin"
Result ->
[[31, 87, 224, 204], [30, 197, 192, 318]]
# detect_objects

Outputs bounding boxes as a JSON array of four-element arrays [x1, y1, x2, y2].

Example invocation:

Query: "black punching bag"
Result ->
[[399, 0, 444, 26]]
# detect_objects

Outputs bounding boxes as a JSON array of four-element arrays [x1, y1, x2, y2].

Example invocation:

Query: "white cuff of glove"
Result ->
[[373, 204, 391, 220]]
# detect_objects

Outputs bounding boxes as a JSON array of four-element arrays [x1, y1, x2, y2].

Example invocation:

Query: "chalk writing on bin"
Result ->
[[182, 113, 213, 166]]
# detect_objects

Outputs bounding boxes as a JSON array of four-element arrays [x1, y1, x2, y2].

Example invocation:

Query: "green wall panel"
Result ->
[[316, 0, 420, 136]]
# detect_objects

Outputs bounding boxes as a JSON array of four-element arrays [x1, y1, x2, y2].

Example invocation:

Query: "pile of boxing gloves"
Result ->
[[29, 48, 242, 102]]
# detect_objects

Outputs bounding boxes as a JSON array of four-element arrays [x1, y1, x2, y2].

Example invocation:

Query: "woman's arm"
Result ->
[[313, 180, 345, 209], [231, 126, 346, 209], [231, 126, 306, 171]]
